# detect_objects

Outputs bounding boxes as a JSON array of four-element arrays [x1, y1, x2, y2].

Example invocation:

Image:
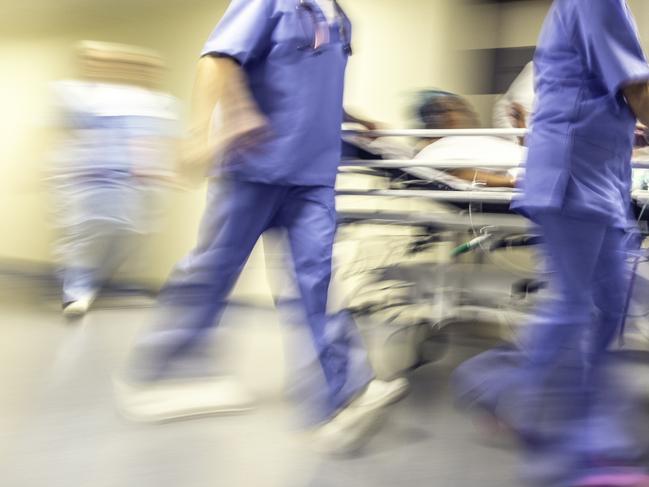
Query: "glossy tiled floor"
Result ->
[[1, 288, 647, 487]]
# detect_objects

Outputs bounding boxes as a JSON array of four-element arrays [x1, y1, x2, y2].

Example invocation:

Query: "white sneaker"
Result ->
[[63, 295, 96, 317], [114, 376, 256, 423], [313, 377, 409, 454]]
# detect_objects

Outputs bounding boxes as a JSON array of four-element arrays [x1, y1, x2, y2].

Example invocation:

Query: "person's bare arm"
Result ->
[[450, 169, 515, 188], [184, 55, 267, 173], [624, 82, 649, 127], [187, 55, 233, 142]]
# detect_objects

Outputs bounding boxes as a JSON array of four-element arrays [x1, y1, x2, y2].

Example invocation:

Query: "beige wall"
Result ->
[[342, 0, 464, 125], [629, 0, 649, 52], [497, 0, 550, 48], [0, 39, 65, 265]]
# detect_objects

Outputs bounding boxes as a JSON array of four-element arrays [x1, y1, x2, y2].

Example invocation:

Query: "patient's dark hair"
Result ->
[[415, 91, 481, 130]]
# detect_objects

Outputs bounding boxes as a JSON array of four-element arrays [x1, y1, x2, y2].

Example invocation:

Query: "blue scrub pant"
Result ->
[[62, 225, 135, 303], [454, 211, 644, 485], [134, 178, 373, 421], [57, 181, 143, 304]]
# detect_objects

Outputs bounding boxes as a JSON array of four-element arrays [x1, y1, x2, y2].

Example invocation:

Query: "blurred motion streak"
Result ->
[[48, 41, 180, 316]]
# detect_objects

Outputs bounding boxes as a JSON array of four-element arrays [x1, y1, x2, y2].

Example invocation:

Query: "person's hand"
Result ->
[[182, 134, 215, 167], [213, 103, 271, 154], [360, 120, 381, 131], [509, 102, 528, 145], [224, 117, 273, 153], [634, 123, 648, 148], [175, 130, 217, 185], [509, 102, 527, 129], [356, 120, 388, 141], [509, 168, 524, 188], [343, 110, 384, 133]]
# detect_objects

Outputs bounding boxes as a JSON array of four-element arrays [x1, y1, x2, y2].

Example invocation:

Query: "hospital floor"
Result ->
[[2, 289, 649, 487]]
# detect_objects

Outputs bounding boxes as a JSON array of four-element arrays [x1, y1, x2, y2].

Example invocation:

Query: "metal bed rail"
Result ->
[[340, 128, 649, 169]]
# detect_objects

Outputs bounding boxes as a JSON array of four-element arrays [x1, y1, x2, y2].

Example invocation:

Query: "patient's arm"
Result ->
[[449, 169, 515, 188]]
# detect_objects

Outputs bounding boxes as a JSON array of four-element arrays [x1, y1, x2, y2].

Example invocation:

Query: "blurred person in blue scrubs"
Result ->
[[118, 0, 408, 453], [454, 1, 649, 486], [50, 42, 179, 317]]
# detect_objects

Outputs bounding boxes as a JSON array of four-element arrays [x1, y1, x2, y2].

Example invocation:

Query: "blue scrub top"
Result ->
[[513, 0, 649, 227], [202, 0, 352, 187]]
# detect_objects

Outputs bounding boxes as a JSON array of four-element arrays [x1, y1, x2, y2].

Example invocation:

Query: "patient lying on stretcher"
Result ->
[[413, 92, 524, 188], [343, 91, 525, 189]]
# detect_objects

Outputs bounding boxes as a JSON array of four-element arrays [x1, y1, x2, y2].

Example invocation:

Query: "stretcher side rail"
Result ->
[[336, 209, 532, 232], [336, 188, 517, 204], [343, 128, 529, 138], [340, 159, 649, 170], [341, 127, 649, 169]]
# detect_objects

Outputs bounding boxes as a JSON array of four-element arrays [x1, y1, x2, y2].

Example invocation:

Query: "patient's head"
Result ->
[[416, 91, 480, 130]]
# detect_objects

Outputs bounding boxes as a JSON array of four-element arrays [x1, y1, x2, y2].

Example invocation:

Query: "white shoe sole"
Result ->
[[358, 378, 410, 410], [114, 379, 255, 424], [63, 305, 89, 317], [63, 296, 95, 317], [117, 402, 255, 424], [314, 378, 410, 455]]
